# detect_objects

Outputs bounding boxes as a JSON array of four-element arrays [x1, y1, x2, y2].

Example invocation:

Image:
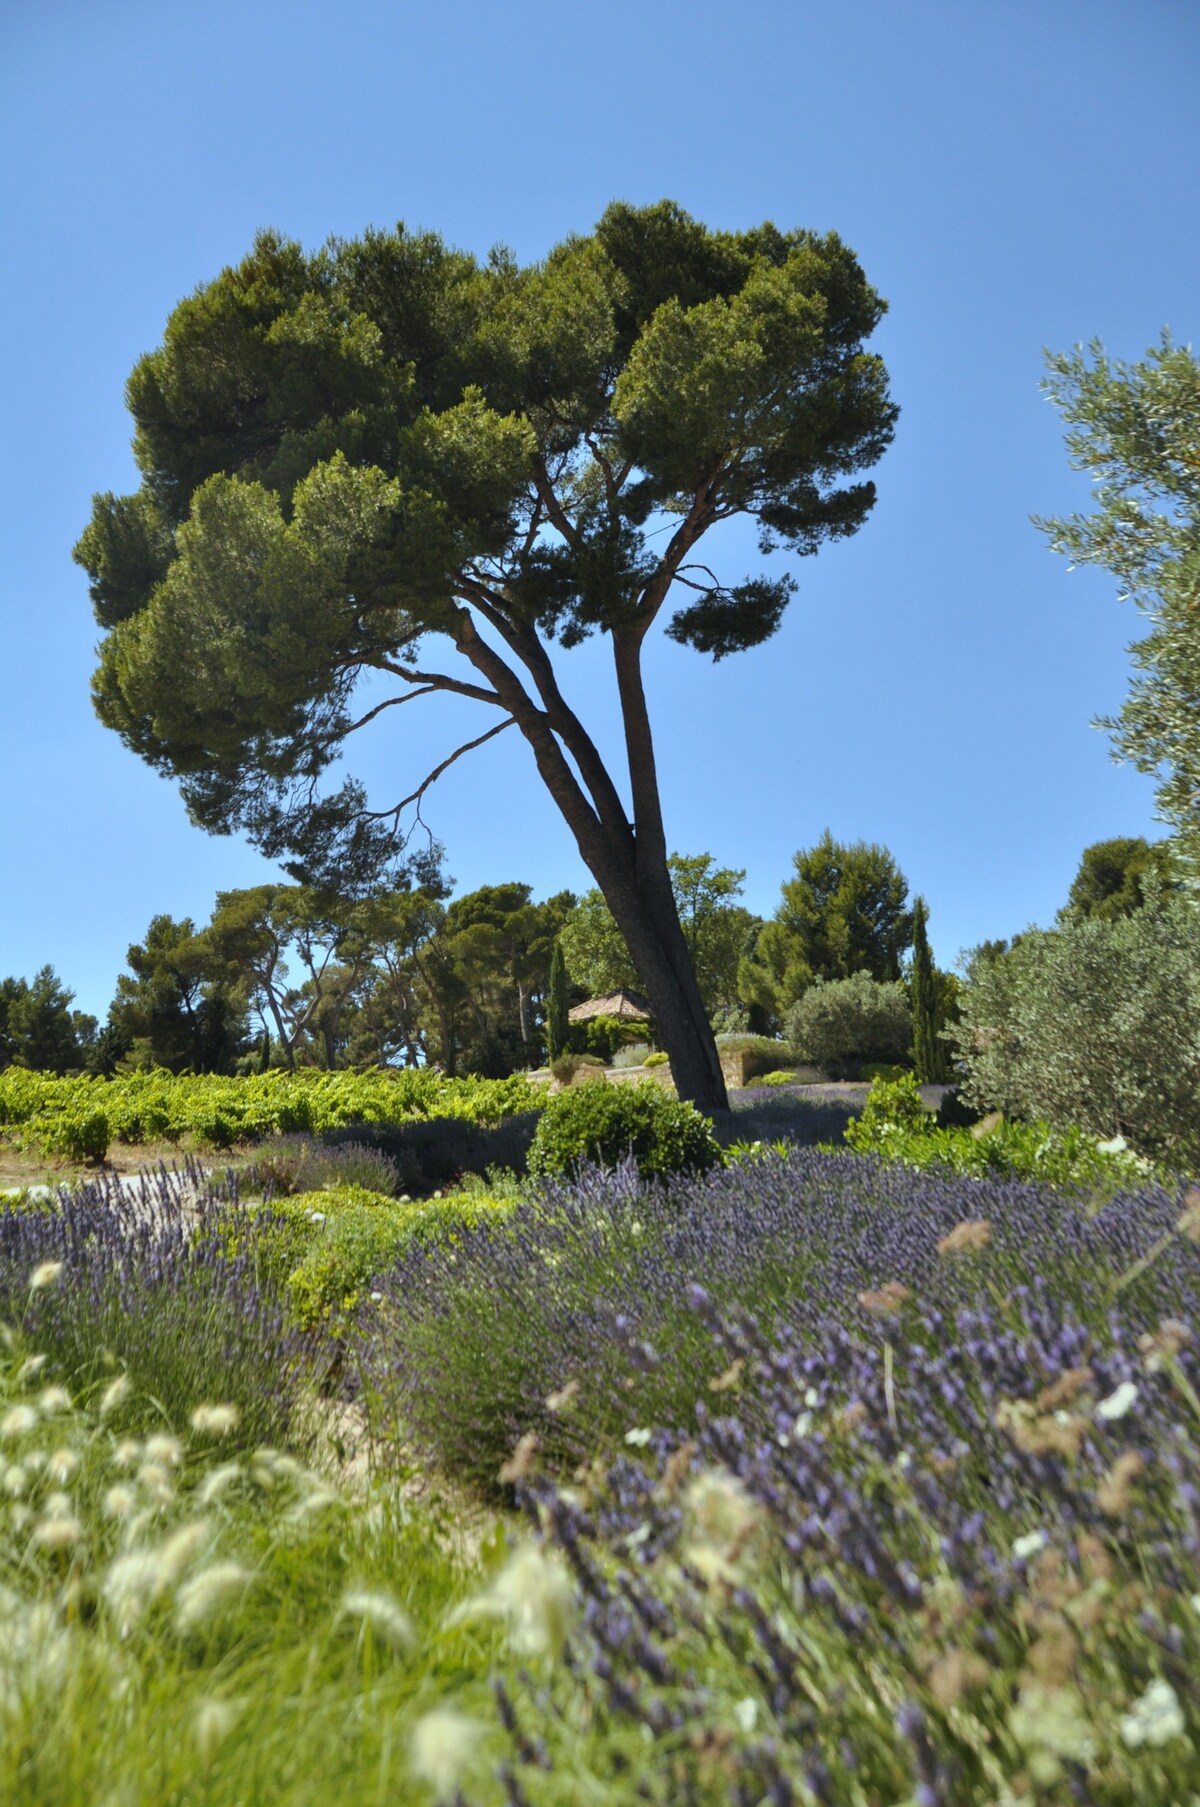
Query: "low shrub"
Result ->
[[844, 1074, 1157, 1193], [744, 1067, 801, 1088], [238, 1136, 407, 1201], [859, 1060, 910, 1083], [643, 1050, 669, 1068], [319, 1110, 541, 1190], [40, 1106, 110, 1165], [609, 1042, 652, 1069], [785, 972, 912, 1078], [528, 1081, 722, 1182], [227, 1183, 520, 1332]]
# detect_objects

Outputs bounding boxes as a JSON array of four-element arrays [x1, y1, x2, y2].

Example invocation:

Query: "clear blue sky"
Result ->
[[2, 0, 1197, 1022]]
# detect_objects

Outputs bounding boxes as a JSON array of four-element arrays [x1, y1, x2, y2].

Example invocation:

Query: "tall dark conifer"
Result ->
[[546, 941, 569, 1064], [910, 896, 946, 1083]]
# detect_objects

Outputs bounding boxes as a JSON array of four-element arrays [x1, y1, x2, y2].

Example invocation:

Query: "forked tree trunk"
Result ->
[[453, 610, 730, 1115]]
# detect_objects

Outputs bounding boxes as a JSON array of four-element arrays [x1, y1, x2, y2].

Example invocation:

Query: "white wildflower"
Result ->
[[189, 1404, 241, 1438], [734, 1696, 759, 1733], [803, 1386, 820, 1408], [409, 1708, 482, 1795], [1, 1404, 39, 1438], [309, 1211, 326, 1225], [100, 1376, 131, 1416], [28, 1262, 63, 1291], [1120, 1678, 1187, 1749], [623, 1427, 652, 1447], [1013, 1529, 1049, 1562], [370, 1291, 383, 1304], [176, 1563, 251, 1631], [339, 1587, 415, 1652], [793, 1411, 813, 1438], [1009, 1681, 1096, 1771], [1096, 1380, 1138, 1421], [1096, 1135, 1127, 1154]]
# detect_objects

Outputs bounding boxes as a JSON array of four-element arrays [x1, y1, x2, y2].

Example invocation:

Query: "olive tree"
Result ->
[[949, 889, 1200, 1166], [77, 201, 896, 1110]]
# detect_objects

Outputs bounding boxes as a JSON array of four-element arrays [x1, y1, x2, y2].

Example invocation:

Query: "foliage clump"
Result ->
[[949, 890, 1200, 1167], [844, 1073, 1156, 1192], [528, 1080, 722, 1182], [785, 970, 912, 1078]]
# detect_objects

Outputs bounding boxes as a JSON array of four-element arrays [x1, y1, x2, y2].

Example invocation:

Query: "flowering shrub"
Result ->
[[0, 1165, 313, 1445], [362, 1144, 1200, 1499], [468, 1173, 1200, 1804]]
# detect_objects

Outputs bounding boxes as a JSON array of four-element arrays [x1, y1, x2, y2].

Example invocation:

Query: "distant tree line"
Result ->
[[0, 832, 1176, 1081]]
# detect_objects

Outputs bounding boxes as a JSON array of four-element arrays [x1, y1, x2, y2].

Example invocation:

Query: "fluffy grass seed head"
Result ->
[[28, 1262, 63, 1292], [686, 1469, 759, 1548], [2, 1464, 30, 1499], [47, 1448, 79, 1485], [176, 1563, 251, 1632], [38, 1385, 72, 1416], [488, 1544, 575, 1658], [100, 1377, 131, 1417], [339, 1587, 416, 1653], [197, 1462, 243, 1505], [31, 1510, 84, 1551], [143, 1435, 182, 1467], [409, 1708, 483, 1797], [2, 1403, 39, 1438], [193, 1696, 242, 1769], [190, 1404, 241, 1439]]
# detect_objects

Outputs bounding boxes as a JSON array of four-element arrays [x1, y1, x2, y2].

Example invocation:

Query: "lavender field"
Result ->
[[2, 1118, 1198, 1804]]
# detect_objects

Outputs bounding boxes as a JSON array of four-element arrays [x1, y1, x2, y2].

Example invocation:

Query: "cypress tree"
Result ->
[[546, 941, 569, 1063], [910, 896, 946, 1083]]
